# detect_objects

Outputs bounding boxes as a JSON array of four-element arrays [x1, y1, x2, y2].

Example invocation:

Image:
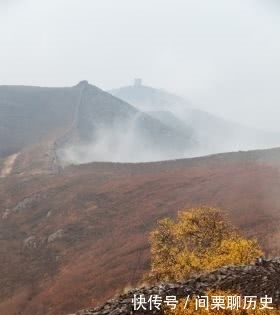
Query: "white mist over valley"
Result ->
[[57, 80, 280, 164]]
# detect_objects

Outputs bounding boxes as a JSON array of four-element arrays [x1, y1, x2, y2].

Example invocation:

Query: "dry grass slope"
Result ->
[[1, 148, 280, 314]]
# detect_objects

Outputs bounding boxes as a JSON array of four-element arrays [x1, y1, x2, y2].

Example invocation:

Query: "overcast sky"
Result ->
[[0, 0, 280, 131]]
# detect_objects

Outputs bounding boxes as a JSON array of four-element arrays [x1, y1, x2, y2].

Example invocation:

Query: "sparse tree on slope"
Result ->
[[149, 207, 263, 282]]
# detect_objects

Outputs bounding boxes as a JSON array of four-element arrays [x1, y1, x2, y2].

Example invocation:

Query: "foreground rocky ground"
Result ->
[[70, 258, 280, 315]]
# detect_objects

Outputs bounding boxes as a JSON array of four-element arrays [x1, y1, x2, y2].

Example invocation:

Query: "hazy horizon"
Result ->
[[1, 0, 280, 131]]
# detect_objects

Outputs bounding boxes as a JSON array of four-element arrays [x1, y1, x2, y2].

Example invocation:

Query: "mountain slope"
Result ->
[[58, 81, 193, 163], [0, 81, 193, 171], [1, 148, 280, 314], [110, 82, 280, 155], [0, 84, 80, 158]]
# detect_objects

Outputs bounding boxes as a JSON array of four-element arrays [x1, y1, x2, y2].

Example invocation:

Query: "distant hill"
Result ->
[[0, 81, 193, 171], [1, 80, 279, 170], [110, 81, 280, 156], [58, 81, 192, 163], [110, 81, 190, 112]]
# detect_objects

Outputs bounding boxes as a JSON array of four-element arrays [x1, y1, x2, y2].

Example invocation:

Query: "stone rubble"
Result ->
[[68, 258, 280, 315]]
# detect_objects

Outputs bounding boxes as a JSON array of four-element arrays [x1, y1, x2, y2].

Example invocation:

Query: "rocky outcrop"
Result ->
[[47, 229, 64, 243], [12, 193, 46, 212], [69, 258, 280, 315]]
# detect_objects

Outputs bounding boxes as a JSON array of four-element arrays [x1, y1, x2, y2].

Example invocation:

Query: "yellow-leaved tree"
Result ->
[[149, 207, 263, 282]]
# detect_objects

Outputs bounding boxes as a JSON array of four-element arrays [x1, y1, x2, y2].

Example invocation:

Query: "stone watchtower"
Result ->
[[134, 78, 142, 87]]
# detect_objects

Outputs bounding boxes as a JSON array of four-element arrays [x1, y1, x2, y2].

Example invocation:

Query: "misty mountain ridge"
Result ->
[[1, 80, 280, 170], [0, 81, 193, 170], [58, 81, 193, 164], [110, 80, 280, 157]]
